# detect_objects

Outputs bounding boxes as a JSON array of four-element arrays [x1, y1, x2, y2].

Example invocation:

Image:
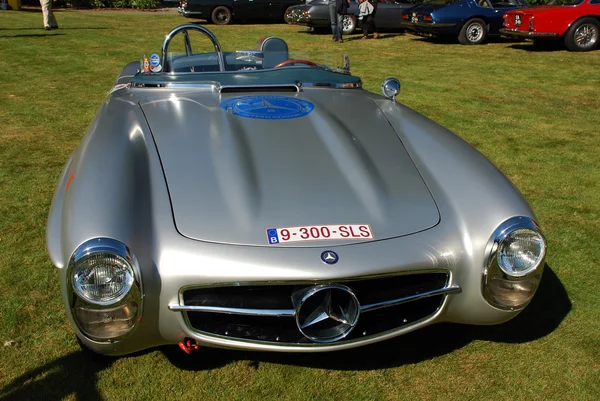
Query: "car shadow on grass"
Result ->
[[0, 33, 66, 38], [0, 352, 114, 401], [162, 264, 571, 371], [0, 265, 570, 397], [508, 42, 569, 52]]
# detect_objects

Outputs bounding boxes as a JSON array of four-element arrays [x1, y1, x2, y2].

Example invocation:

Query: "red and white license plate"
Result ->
[[266, 224, 373, 245]]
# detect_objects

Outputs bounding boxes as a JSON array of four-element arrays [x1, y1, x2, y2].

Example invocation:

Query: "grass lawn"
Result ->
[[1, 8, 599, 401]]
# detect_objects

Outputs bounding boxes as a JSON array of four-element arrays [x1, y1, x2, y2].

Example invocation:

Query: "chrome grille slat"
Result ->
[[173, 272, 456, 344], [168, 285, 461, 315]]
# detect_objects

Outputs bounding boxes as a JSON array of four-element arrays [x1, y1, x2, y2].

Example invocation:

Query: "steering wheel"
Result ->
[[274, 59, 318, 68]]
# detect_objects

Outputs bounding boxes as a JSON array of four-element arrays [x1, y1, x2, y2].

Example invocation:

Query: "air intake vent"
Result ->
[[220, 85, 299, 93]]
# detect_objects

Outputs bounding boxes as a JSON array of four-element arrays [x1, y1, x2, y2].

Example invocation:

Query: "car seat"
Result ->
[[258, 37, 289, 69]]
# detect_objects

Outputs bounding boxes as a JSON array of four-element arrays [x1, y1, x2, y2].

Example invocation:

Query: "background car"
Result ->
[[286, 0, 416, 35], [47, 24, 547, 357], [179, 0, 304, 24], [401, 0, 528, 44], [501, 0, 600, 52]]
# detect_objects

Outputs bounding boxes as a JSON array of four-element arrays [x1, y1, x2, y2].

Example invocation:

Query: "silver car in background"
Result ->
[[47, 24, 546, 356], [286, 0, 415, 35]]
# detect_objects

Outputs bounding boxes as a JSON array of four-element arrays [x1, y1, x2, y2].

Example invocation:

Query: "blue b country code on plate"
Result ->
[[266, 224, 373, 245]]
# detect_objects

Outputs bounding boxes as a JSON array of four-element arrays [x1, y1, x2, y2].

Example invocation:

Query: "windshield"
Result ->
[[132, 25, 357, 88]]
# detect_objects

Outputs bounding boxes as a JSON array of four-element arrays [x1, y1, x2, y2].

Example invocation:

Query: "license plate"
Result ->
[[266, 224, 374, 245], [514, 15, 521, 26], [411, 12, 418, 23]]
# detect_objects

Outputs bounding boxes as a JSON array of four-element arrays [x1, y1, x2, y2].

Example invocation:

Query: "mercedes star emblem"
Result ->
[[291, 284, 360, 343], [320, 250, 339, 265]]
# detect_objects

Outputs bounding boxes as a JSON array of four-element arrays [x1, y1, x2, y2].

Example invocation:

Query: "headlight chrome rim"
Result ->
[[72, 252, 135, 306], [67, 238, 143, 342], [482, 216, 547, 311], [69, 238, 136, 306], [496, 227, 546, 278]]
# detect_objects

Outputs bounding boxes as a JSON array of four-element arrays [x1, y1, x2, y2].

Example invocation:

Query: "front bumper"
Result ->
[[178, 6, 203, 17], [68, 223, 527, 356], [401, 21, 457, 36], [499, 28, 559, 39]]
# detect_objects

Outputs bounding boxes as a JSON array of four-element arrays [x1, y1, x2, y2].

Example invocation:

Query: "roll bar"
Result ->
[[161, 24, 225, 73]]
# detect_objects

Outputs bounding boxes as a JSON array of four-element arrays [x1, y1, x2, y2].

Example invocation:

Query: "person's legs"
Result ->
[[336, 13, 344, 42], [370, 12, 377, 38], [361, 15, 370, 38], [329, 1, 339, 41], [40, 0, 58, 29]]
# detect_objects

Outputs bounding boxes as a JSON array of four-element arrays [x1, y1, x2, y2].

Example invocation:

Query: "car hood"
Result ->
[[509, 5, 574, 14], [140, 90, 440, 247]]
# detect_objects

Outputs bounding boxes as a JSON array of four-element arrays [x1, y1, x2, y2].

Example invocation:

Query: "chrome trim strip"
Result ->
[[163, 83, 219, 90], [168, 284, 461, 316], [499, 28, 558, 38], [300, 82, 361, 88], [359, 285, 461, 313], [169, 305, 295, 317], [176, 269, 451, 301], [134, 81, 360, 90]]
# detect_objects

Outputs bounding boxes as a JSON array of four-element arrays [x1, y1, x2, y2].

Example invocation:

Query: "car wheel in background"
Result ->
[[211, 6, 232, 25], [458, 18, 487, 45], [564, 18, 599, 52], [343, 15, 356, 35]]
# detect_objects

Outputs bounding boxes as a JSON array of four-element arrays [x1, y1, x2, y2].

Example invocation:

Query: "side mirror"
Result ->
[[381, 78, 401, 102]]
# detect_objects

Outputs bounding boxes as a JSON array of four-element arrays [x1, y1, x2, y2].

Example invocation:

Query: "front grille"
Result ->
[[178, 272, 454, 345]]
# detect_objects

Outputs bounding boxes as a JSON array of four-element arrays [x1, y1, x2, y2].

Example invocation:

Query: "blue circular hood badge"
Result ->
[[220, 95, 314, 120], [321, 251, 339, 265]]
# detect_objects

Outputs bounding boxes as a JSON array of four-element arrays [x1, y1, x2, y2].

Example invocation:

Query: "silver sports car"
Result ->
[[47, 24, 547, 356]]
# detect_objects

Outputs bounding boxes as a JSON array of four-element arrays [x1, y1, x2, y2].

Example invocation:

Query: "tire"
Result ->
[[211, 6, 232, 25], [564, 17, 599, 52], [458, 18, 487, 45], [342, 15, 356, 35]]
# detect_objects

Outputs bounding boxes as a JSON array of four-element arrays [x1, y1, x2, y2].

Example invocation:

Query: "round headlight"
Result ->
[[71, 249, 134, 305], [497, 228, 546, 277]]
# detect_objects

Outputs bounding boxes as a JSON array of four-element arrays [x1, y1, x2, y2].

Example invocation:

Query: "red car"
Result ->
[[501, 0, 600, 51]]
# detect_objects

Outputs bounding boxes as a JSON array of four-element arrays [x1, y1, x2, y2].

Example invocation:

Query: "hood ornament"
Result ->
[[292, 284, 360, 343]]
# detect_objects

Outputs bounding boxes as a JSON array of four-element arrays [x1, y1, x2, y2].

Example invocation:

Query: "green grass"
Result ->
[[1, 9, 599, 401]]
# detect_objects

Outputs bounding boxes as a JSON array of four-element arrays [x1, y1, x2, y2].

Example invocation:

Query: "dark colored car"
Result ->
[[286, 0, 415, 35], [179, 0, 304, 25], [401, 0, 528, 44]]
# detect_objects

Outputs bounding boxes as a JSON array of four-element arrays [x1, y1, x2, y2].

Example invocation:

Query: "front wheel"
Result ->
[[211, 6, 232, 25], [342, 15, 356, 35], [458, 18, 487, 45], [564, 18, 599, 52]]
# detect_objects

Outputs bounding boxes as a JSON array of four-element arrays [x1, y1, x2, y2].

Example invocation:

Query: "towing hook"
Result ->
[[178, 338, 199, 354]]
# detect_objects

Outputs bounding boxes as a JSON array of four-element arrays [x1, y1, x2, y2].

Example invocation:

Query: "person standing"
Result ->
[[368, 0, 379, 39], [329, 0, 339, 42], [358, 0, 373, 39], [334, 0, 349, 43], [40, 0, 58, 30]]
